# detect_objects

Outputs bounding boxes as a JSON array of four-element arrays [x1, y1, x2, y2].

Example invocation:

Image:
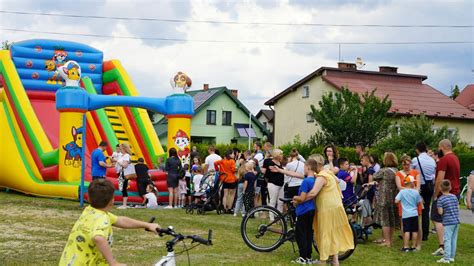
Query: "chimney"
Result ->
[[203, 83, 209, 91], [379, 66, 398, 73], [337, 62, 357, 70], [230, 89, 238, 98]]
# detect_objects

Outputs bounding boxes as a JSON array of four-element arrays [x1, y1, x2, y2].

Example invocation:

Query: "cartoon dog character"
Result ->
[[58, 61, 81, 87], [173, 129, 190, 164], [62, 126, 83, 168], [45, 60, 58, 84], [52, 50, 68, 84], [170, 72, 192, 94]]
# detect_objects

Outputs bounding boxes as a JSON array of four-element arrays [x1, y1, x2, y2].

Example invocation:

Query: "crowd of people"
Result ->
[[87, 138, 472, 265]]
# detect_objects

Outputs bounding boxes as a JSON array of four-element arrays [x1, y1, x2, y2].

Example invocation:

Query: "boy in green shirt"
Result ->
[[60, 179, 160, 265]]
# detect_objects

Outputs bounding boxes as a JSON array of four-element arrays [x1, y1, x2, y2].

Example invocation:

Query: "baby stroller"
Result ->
[[343, 185, 380, 242], [185, 171, 224, 215]]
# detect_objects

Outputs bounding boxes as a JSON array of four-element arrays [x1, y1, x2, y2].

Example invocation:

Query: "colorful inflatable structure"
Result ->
[[0, 39, 194, 203]]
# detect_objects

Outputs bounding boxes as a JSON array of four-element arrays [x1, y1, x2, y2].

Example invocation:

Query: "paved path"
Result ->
[[460, 209, 473, 225]]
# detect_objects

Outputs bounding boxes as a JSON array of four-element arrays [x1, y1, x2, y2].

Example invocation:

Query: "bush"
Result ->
[[191, 143, 249, 160], [458, 152, 474, 177], [278, 135, 313, 158]]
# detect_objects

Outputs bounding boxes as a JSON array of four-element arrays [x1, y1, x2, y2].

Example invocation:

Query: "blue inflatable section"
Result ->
[[10, 39, 103, 93]]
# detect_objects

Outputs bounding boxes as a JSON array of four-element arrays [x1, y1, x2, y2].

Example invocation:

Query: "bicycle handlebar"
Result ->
[[147, 217, 212, 246]]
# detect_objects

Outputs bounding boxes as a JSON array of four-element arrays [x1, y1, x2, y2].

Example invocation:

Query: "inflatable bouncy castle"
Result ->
[[0, 39, 194, 203]]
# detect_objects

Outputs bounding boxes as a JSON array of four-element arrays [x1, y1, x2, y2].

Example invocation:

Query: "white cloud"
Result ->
[[0, 0, 472, 113]]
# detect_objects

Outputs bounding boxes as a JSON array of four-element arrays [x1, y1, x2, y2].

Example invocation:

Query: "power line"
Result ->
[[0, 10, 472, 28], [1, 28, 472, 45]]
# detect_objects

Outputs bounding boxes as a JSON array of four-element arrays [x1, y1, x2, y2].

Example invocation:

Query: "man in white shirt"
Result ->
[[411, 143, 437, 241], [204, 145, 222, 173], [253, 142, 265, 169]]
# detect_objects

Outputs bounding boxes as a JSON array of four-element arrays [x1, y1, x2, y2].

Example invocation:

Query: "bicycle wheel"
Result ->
[[313, 221, 357, 261], [241, 205, 288, 252]]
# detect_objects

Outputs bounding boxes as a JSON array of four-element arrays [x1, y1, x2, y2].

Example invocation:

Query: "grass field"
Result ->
[[0, 191, 473, 266]]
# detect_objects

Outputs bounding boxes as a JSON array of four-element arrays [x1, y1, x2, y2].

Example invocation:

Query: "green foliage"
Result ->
[[450, 85, 460, 100], [458, 152, 474, 177], [309, 87, 392, 147], [373, 114, 460, 157], [278, 135, 314, 158], [191, 143, 249, 159], [1, 40, 13, 50]]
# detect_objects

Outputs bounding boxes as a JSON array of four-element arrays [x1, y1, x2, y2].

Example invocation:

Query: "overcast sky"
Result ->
[[1, 0, 472, 113]]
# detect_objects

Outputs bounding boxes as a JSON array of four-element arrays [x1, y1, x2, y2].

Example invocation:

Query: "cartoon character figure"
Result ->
[[62, 126, 83, 168], [170, 72, 192, 94], [173, 129, 190, 164], [58, 61, 81, 87], [52, 50, 68, 84], [45, 60, 59, 84]]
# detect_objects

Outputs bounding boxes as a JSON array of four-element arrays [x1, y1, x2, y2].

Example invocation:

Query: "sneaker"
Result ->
[[233, 213, 237, 217], [174, 206, 180, 209], [117, 205, 127, 209], [291, 257, 307, 264], [164, 205, 173, 209], [436, 258, 450, 264], [431, 228, 437, 234], [432, 247, 445, 256], [448, 259, 454, 263]]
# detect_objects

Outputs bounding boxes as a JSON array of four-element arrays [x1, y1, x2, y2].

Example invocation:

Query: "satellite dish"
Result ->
[[355, 57, 366, 69]]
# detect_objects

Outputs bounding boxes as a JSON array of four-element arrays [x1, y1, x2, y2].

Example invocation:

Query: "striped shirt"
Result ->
[[438, 194, 460, 226]]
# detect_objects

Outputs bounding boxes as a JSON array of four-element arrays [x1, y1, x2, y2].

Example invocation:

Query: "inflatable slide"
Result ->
[[0, 39, 193, 203]]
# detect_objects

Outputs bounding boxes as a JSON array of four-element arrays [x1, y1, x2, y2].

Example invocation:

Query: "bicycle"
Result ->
[[148, 218, 213, 266], [240, 198, 356, 261], [459, 175, 470, 206]]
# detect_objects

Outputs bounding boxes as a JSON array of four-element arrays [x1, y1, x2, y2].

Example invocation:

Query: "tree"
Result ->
[[309, 87, 392, 147], [450, 85, 460, 99], [1, 40, 13, 50], [147, 110, 155, 123], [373, 114, 460, 157]]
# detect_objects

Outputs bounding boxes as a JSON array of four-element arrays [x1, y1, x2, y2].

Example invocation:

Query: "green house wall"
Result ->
[[154, 92, 265, 145]]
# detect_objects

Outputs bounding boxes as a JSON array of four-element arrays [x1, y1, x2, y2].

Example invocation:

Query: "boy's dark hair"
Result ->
[[116, 144, 120, 147], [440, 180, 451, 192], [99, 141, 108, 147], [88, 179, 115, 208], [137, 157, 144, 163], [416, 143, 427, 153], [183, 164, 190, 170], [338, 158, 348, 167]]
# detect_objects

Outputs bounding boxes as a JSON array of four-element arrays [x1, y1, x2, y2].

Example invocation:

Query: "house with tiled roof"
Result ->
[[154, 85, 268, 145], [265, 62, 474, 146], [256, 109, 274, 142], [455, 84, 474, 111]]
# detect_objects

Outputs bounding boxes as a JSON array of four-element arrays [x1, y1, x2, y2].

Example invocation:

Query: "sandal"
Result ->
[[373, 238, 385, 244]]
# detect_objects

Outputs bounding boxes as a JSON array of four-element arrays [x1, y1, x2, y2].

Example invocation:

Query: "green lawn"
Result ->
[[0, 191, 473, 265]]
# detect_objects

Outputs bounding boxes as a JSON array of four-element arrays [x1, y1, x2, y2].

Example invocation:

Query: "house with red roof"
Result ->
[[455, 84, 474, 111], [265, 62, 474, 147]]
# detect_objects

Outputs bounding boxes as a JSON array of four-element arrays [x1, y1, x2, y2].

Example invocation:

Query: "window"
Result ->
[[447, 128, 456, 138], [222, 111, 232, 126], [306, 112, 314, 123], [206, 110, 216, 125], [302, 86, 309, 98]]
